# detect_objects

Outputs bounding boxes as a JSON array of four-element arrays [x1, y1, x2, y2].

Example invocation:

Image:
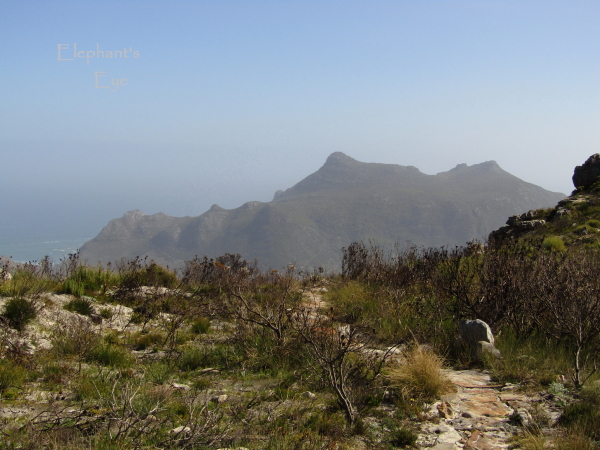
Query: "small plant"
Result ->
[[134, 332, 164, 350], [543, 236, 565, 252], [50, 315, 100, 360], [2, 297, 37, 331], [192, 378, 211, 390], [145, 362, 174, 384], [99, 307, 113, 320], [387, 345, 454, 401], [87, 343, 132, 368], [64, 297, 94, 316], [60, 278, 86, 297], [559, 398, 600, 440], [389, 426, 418, 448], [178, 345, 209, 371], [517, 430, 547, 450], [191, 317, 211, 334], [554, 432, 597, 450], [0, 268, 54, 298], [586, 219, 600, 228], [0, 361, 26, 394]]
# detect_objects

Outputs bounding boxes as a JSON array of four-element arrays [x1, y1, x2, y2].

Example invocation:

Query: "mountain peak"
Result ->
[[324, 152, 357, 166]]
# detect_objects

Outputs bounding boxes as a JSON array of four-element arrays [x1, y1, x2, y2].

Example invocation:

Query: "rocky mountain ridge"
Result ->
[[80, 152, 565, 269]]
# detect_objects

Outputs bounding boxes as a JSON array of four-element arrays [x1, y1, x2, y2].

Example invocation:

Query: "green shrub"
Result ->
[[191, 317, 211, 334], [0, 269, 55, 298], [178, 344, 231, 371], [134, 332, 164, 350], [41, 363, 68, 385], [60, 279, 85, 298], [573, 225, 595, 235], [62, 265, 117, 295], [50, 316, 100, 359], [586, 219, 600, 228], [0, 362, 26, 393], [64, 297, 94, 316], [145, 362, 174, 384], [192, 378, 211, 390], [178, 346, 207, 371], [2, 297, 37, 331], [543, 236, 565, 252], [305, 411, 346, 438], [559, 399, 600, 440], [87, 344, 132, 368], [99, 307, 113, 320], [389, 427, 418, 447], [486, 331, 572, 386]]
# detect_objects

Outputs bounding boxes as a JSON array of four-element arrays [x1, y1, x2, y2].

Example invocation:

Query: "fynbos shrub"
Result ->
[[543, 236, 565, 252], [2, 297, 37, 331]]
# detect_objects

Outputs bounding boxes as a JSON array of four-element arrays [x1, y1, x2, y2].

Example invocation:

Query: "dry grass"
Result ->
[[554, 432, 598, 450], [516, 431, 548, 450], [386, 345, 454, 401]]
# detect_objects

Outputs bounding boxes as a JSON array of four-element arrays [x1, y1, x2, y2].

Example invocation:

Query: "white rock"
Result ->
[[210, 394, 228, 403]]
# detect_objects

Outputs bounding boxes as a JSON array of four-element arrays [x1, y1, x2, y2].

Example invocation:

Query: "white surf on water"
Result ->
[[0, 237, 91, 264]]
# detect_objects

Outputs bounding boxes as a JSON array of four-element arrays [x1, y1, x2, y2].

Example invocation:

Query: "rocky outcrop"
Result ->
[[490, 209, 549, 240], [573, 153, 600, 189]]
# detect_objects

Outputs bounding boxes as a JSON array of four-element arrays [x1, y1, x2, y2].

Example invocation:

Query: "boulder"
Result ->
[[459, 319, 494, 346], [458, 319, 501, 362], [573, 153, 600, 189], [477, 341, 502, 360], [210, 394, 228, 403]]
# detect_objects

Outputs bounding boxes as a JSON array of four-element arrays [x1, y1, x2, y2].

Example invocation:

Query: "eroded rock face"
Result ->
[[573, 153, 600, 189]]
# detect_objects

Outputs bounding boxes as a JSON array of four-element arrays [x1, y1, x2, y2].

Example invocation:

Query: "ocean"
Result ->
[[0, 236, 92, 264]]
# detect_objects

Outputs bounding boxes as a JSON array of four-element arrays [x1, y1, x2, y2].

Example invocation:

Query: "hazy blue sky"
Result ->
[[1, 1, 599, 256]]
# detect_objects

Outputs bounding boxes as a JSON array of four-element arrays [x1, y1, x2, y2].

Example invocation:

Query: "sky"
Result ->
[[1, 0, 599, 259]]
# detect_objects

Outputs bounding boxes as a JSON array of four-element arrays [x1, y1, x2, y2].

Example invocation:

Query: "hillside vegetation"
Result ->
[[2, 233, 600, 449]]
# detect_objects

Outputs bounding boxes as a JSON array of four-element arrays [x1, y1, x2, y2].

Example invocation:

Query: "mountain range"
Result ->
[[79, 152, 565, 270]]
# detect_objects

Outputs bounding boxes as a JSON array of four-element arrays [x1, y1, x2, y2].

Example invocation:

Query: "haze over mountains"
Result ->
[[79, 152, 565, 270]]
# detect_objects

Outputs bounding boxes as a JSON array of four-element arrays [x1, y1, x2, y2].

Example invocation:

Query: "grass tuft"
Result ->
[[64, 297, 94, 316], [191, 317, 211, 334], [387, 345, 454, 401]]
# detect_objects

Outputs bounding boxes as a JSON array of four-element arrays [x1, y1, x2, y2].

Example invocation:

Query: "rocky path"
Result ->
[[419, 370, 559, 450]]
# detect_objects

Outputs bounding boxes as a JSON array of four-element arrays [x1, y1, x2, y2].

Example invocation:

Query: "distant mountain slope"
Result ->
[[80, 152, 565, 269]]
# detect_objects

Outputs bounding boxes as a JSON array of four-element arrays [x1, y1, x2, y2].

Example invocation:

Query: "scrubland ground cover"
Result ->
[[1, 237, 600, 449]]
